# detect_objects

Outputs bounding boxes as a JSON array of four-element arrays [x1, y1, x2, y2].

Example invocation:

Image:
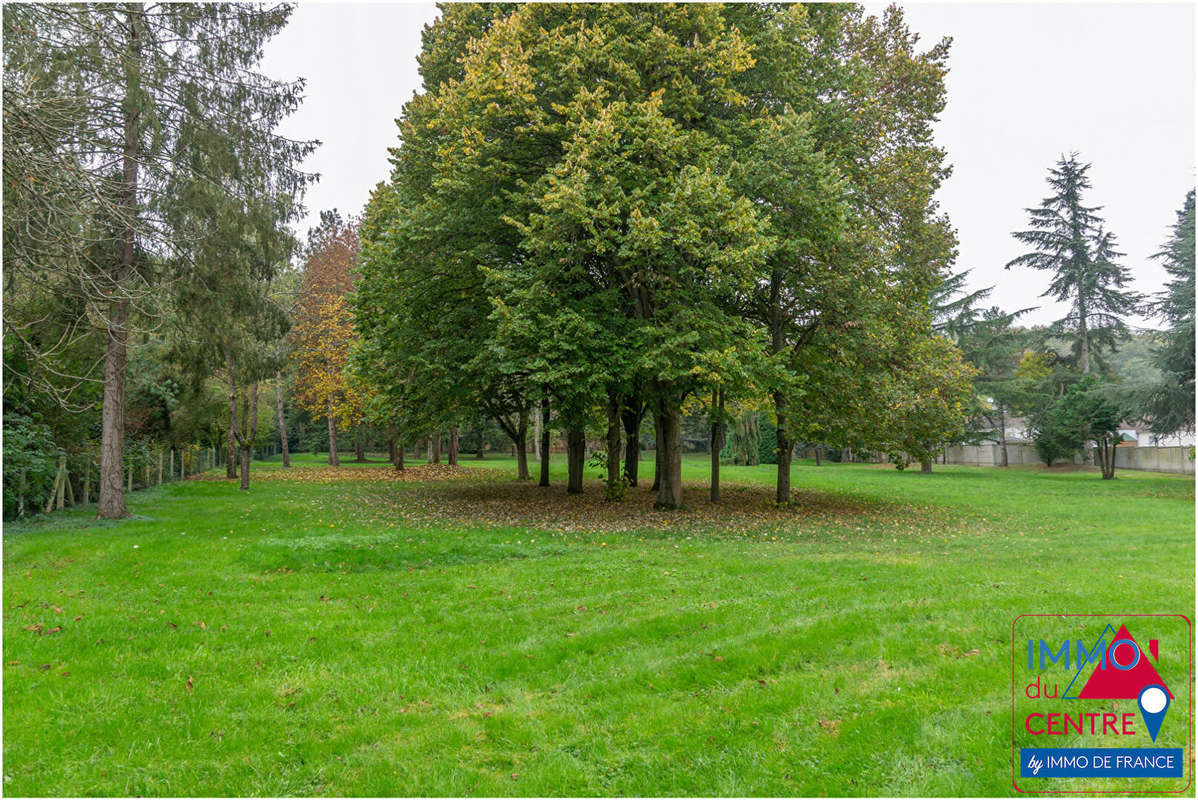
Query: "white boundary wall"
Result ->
[[942, 444, 1195, 474]]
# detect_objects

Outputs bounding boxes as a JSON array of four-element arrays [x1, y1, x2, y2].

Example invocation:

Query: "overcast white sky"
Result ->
[[261, 2, 1195, 328]]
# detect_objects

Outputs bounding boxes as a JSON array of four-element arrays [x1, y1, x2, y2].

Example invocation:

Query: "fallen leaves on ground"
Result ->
[[202, 461, 960, 541], [193, 463, 476, 484]]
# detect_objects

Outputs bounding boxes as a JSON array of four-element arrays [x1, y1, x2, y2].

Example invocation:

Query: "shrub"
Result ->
[[3, 414, 59, 519]]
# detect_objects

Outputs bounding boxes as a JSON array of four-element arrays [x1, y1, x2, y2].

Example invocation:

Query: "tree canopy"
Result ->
[[355, 2, 971, 507]]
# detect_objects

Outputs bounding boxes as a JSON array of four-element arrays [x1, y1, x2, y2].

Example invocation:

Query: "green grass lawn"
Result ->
[[3, 453, 1193, 796]]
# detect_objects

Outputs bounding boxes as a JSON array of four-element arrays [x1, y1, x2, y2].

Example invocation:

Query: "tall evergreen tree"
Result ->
[[931, 270, 997, 339], [1007, 154, 1141, 374], [1143, 189, 1195, 436], [2, 3, 314, 517], [930, 269, 1036, 465]]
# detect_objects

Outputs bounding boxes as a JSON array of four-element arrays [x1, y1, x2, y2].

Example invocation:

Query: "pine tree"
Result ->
[[1007, 154, 1141, 374], [931, 269, 1036, 465], [2, 4, 314, 517], [1143, 189, 1195, 436]]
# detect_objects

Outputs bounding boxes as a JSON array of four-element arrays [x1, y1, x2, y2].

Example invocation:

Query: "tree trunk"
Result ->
[[354, 427, 365, 462], [475, 427, 485, 459], [448, 426, 459, 466], [237, 383, 259, 491], [605, 393, 622, 500], [920, 458, 933, 474], [566, 425, 585, 494], [710, 389, 724, 504], [998, 407, 1009, 467], [774, 391, 792, 506], [650, 414, 662, 492], [431, 430, 441, 464], [533, 407, 542, 462], [226, 378, 239, 479], [55, 455, 67, 510], [97, 4, 142, 520], [655, 406, 683, 510], [1098, 436, 1116, 479], [48, 463, 64, 513], [275, 370, 290, 467], [1079, 299, 1091, 374], [539, 397, 551, 487], [814, 447, 822, 466], [327, 412, 339, 466], [395, 437, 405, 471], [97, 298, 132, 517], [240, 446, 251, 490], [621, 403, 642, 487], [515, 431, 529, 480], [388, 437, 396, 466]]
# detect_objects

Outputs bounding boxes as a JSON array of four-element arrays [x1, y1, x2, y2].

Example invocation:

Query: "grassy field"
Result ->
[[3, 452, 1193, 796]]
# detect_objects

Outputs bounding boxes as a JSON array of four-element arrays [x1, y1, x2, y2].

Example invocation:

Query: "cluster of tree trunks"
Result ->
[[229, 381, 259, 491], [1094, 434, 1118, 480]]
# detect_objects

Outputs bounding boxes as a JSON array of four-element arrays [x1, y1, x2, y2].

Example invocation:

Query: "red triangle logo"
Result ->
[[1077, 625, 1172, 699]]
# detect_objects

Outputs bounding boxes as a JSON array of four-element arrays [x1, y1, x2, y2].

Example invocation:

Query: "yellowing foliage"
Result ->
[[290, 218, 371, 427]]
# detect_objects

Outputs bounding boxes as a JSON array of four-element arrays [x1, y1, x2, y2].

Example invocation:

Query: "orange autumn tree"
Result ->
[[290, 211, 368, 465]]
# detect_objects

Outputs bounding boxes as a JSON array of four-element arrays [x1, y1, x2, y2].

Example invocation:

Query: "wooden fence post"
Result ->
[[57, 457, 66, 509], [46, 455, 66, 513]]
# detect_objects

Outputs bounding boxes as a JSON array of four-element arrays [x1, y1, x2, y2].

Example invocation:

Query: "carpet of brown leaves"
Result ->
[[380, 477, 896, 536], [206, 462, 946, 538], [194, 463, 476, 483], [271, 464, 929, 537]]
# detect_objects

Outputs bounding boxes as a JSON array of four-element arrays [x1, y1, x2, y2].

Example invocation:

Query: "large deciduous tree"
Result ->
[[357, 3, 965, 508], [291, 212, 364, 467]]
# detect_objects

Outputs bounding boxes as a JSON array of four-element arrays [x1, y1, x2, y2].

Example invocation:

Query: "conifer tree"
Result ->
[[2, 3, 314, 517], [1143, 189, 1195, 436], [1007, 154, 1141, 374]]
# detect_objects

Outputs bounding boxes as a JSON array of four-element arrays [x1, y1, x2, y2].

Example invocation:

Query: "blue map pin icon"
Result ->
[[1137, 684, 1170, 742]]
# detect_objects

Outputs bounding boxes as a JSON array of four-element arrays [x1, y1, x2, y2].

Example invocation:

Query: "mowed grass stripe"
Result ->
[[3, 453, 1192, 795]]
